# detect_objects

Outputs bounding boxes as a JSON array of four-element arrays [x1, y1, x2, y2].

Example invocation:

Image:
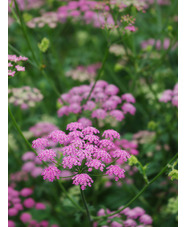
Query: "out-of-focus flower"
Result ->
[[8, 55, 28, 77], [57, 80, 136, 127], [66, 63, 101, 82], [159, 83, 178, 107], [8, 86, 43, 109]]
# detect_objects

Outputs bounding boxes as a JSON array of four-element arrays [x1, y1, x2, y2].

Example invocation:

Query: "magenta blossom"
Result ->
[[32, 122, 131, 190]]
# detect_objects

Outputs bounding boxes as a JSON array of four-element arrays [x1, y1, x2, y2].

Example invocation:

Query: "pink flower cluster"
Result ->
[[78, 117, 92, 127], [102, 138, 139, 186], [104, 164, 138, 187], [8, 86, 43, 109], [8, 54, 28, 77], [65, 63, 101, 82], [133, 130, 156, 144], [29, 122, 59, 138], [8, 0, 44, 12], [141, 38, 173, 50], [57, 0, 114, 28], [159, 83, 178, 107], [9, 186, 58, 227], [32, 122, 131, 190], [27, 12, 58, 28], [94, 206, 153, 227], [114, 139, 139, 156], [57, 80, 136, 127], [21, 151, 43, 178]]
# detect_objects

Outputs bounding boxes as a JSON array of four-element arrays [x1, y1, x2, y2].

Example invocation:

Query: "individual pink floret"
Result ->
[[106, 165, 125, 181], [8, 220, 15, 227], [57, 106, 69, 117], [20, 188, 33, 197], [66, 122, 84, 131], [139, 214, 153, 225], [41, 166, 61, 182], [22, 152, 35, 161], [8, 70, 16, 77], [32, 138, 49, 149], [110, 110, 124, 121], [92, 109, 107, 119], [102, 129, 120, 141], [122, 103, 136, 115], [8, 208, 18, 216], [35, 202, 46, 210], [83, 100, 96, 111], [99, 139, 115, 149], [103, 99, 118, 111], [23, 198, 35, 208], [122, 93, 136, 103], [105, 84, 119, 95], [72, 173, 94, 190], [123, 219, 137, 227], [78, 117, 92, 127], [37, 149, 56, 162], [86, 159, 105, 172], [48, 130, 67, 144], [62, 156, 81, 169], [15, 65, 25, 71], [82, 126, 100, 135], [110, 149, 131, 162], [20, 213, 32, 223]]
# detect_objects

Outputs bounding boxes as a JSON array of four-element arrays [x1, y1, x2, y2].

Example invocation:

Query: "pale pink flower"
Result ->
[[122, 103, 136, 115], [92, 109, 107, 119], [122, 93, 136, 103], [15, 65, 25, 71]]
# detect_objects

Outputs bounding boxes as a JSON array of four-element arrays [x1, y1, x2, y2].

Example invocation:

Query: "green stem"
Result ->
[[8, 43, 38, 68], [8, 106, 37, 155], [82, 46, 109, 106], [9, 106, 83, 211], [80, 187, 92, 226], [92, 152, 178, 220], [58, 181, 84, 212], [13, 0, 39, 65], [138, 161, 149, 184], [12, 1, 66, 104]]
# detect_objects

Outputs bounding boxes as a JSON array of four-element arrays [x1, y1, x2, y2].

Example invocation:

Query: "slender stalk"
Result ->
[[11, 1, 66, 104], [8, 106, 37, 155], [82, 46, 109, 106], [58, 181, 84, 212], [80, 187, 92, 226], [8, 43, 37, 68], [138, 161, 149, 184], [13, 0, 39, 65], [92, 152, 178, 220]]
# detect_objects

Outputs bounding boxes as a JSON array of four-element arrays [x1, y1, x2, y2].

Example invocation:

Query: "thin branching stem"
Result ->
[[92, 152, 178, 221], [80, 187, 92, 226]]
